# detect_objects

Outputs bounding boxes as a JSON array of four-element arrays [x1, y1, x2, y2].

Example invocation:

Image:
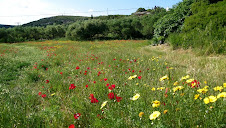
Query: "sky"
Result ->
[[0, 0, 182, 25]]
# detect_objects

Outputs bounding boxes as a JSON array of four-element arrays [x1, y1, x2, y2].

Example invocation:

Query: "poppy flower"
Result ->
[[115, 95, 122, 102], [106, 83, 110, 87], [90, 94, 99, 103], [76, 66, 80, 69], [104, 78, 108, 81], [68, 124, 75, 128], [38, 92, 42, 95], [69, 84, 76, 90], [85, 85, 88, 88], [108, 92, 115, 99], [138, 76, 142, 79], [74, 113, 81, 119], [60, 72, 63, 75], [46, 80, 49, 83], [42, 94, 46, 98]]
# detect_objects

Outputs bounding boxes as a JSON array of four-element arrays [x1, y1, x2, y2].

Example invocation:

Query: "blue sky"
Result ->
[[0, 0, 182, 25]]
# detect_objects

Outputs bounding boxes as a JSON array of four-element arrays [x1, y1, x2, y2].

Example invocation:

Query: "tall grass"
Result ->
[[0, 40, 225, 127]]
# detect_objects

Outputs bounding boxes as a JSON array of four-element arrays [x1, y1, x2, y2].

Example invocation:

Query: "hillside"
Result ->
[[0, 24, 15, 28], [22, 15, 129, 27], [22, 16, 90, 27]]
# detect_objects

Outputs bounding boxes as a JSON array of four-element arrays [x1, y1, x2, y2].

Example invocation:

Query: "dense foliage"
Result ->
[[0, 0, 225, 54]]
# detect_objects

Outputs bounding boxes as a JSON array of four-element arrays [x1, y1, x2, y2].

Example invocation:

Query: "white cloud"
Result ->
[[0, 0, 107, 25]]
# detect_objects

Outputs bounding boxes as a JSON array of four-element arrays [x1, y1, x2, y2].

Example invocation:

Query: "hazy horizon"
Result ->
[[0, 0, 182, 25]]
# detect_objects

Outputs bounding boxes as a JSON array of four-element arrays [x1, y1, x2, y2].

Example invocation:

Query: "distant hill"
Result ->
[[22, 15, 129, 27], [22, 16, 90, 27], [0, 24, 15, 28]]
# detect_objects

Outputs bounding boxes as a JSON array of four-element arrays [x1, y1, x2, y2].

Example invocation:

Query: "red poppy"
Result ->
[[74, 113, 81, 119], [68, 124, 75, 128], [46, 80, 49, 83], [132, 70, 135, 73], [104, 78, 108, 81], [93, 81, 96, 84], [60, 72, 63, 75], [90, 94, 99, 103], [138, 76, 142, 79], [76, 66, 80, 69], [69, 84, 76, 90], [108, 92, 114, 99], [86, 85, 88, 88], [42, 94, 46, 98], [115, 95, 122, 102], [106, 83, 110, 87], [111, 84, 115, 89], [38, 92, 42, 95]]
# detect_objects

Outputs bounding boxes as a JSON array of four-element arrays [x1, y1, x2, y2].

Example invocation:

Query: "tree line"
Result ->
[[0, 0, 225, 54]]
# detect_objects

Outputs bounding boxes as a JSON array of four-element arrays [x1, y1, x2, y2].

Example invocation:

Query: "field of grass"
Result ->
[[0, 40, 225, 128]]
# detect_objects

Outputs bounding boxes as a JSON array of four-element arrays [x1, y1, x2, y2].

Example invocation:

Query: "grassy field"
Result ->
[[0, 40, 225, 128]]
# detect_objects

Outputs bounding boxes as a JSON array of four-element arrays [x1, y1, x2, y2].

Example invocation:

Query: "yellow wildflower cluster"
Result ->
[[203, 96, 217, 104], [213, 86, 223, 92], [180, 75, 190, 81], [128, 75, 137, 80], [159, 75, 169, 81], [197, 86, 208, 94], [173, 86, 184, 92], [217, 92, 226, 98]]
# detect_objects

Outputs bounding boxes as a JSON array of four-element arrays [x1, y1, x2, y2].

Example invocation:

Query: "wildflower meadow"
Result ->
[[0, 40, 225, 127]]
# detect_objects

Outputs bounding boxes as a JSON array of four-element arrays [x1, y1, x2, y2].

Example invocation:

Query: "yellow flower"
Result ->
[[223, 83, 226, 88], [180, 93, 185, 96], [208, 96, 217, 103], [197, 88, 208, 94], [149, 111, 161, 120], [213, 86, 223, 92], [136, 83, 139, 85], [203, 97, 210, 104], [180, 75, 189, 81], [131, 94, 140, 101], [128, 75, 137, 80], [204, 86, 209, 89], [128, 76, 133, 80], [100, 101, 108, 109], [152, 100, 161, 108], [173, 86, 184, 92], [194, 94, 200, 100], [151, 87, 156, 91], [186, 79, 194, 83], [51, 93, 55, 96], [173, 81, 179, 86], [157, 87, 165, 91], [163, 110, 168, 114], [204, 81, 207, 84], [139, 112, 144, 118], [217, 92, 226, 98], [159, 75, 169, 81]]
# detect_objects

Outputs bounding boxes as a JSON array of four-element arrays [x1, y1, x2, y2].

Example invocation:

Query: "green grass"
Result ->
[[0, 40, 225, 127]]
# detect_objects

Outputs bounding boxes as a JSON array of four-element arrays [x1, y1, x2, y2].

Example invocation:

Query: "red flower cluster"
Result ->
[[74, 113, 81, 119], [190, 80, 200, 88], [107, 92, 122, 102], [107, 84, 115, 90], [90, 94, 99, 103], [69, 84, 76, 90]]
